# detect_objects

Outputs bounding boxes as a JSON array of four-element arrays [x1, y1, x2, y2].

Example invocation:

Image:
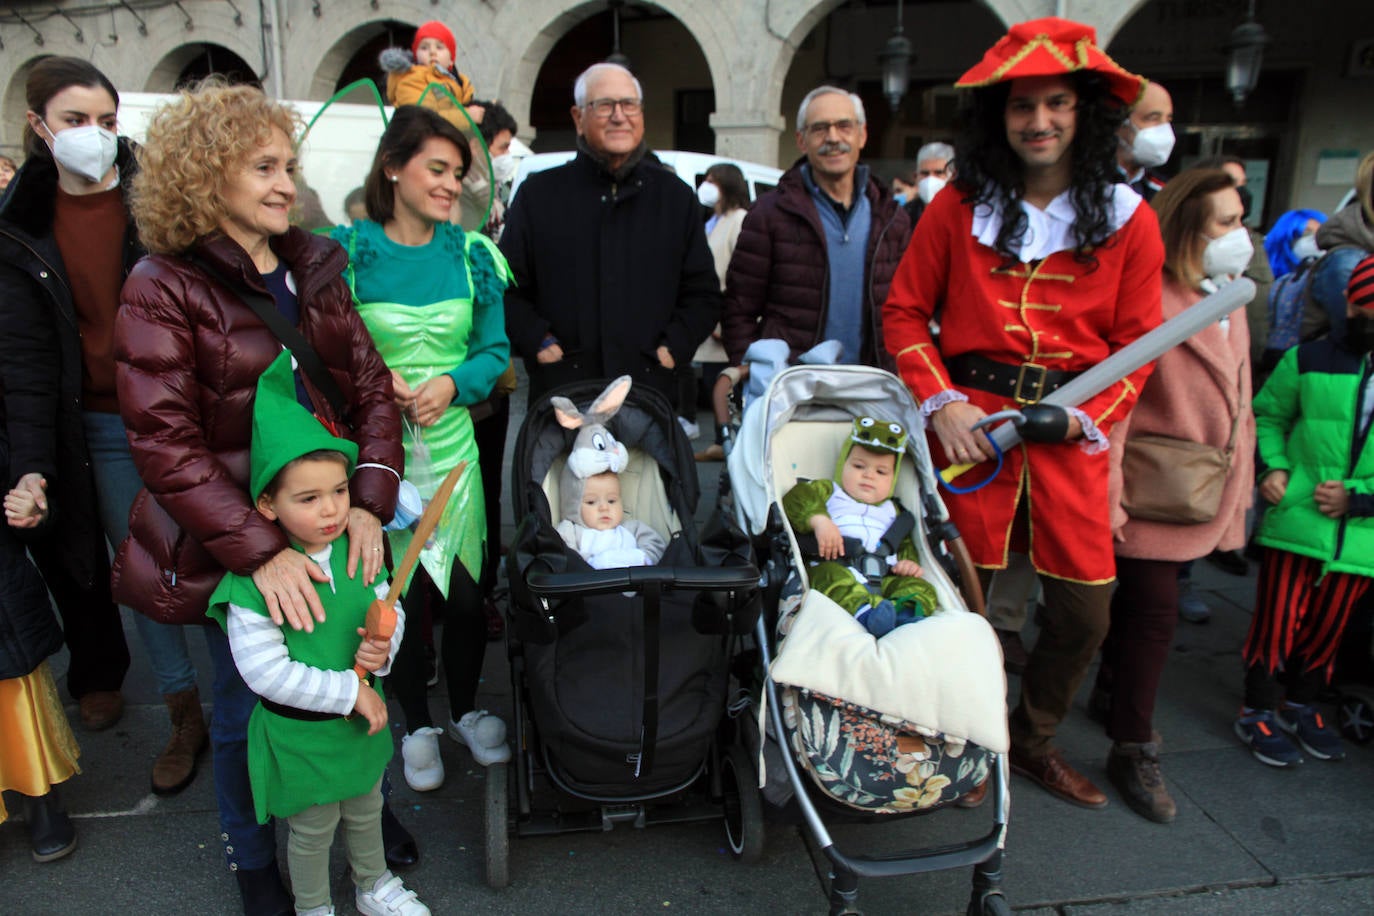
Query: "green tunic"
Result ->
[[207, 538, 393, 822], [332, 220, 511, 594]]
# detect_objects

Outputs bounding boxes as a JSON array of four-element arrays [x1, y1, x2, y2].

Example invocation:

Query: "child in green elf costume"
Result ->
[[782, 416, 939, 637], [206, 352, 429, 916]]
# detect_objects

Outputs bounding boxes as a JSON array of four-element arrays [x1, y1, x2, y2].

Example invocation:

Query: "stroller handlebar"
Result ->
[[525, 565, 760, 599]]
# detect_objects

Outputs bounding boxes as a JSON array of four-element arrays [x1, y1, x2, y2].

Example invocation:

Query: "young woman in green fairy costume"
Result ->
[[331, 106, 512, 792]]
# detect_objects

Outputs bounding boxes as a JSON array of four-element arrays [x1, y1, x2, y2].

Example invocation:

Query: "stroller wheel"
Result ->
[[721, 744, 765, 862], [1338, 687, 1374, 744], [966, 891, 1012, 916], [484, 761, 510, 888]]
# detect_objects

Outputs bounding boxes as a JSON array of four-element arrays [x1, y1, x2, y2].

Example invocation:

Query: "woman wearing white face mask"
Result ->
[[1094, 168, 1256, 823], [694, 163, 751, 461], [0, 58, 212, 799]]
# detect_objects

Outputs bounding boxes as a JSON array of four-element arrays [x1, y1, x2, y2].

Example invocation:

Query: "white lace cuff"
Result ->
[[1071, 408, 1108, 454], [921, 389, 968, 417]]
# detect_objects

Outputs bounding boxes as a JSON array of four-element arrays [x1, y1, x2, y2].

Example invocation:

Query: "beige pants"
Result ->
[[285, 778, 384, 910]]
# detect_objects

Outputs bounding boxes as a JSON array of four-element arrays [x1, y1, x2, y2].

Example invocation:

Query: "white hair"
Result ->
[[916, 142, 955, 166], [573, 63, 644, 108], [795, 86, 866, 133]]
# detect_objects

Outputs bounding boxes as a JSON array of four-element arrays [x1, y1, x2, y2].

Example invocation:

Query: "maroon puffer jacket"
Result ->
[[721, 158, 911, 369], [112, 228, 402, 625]]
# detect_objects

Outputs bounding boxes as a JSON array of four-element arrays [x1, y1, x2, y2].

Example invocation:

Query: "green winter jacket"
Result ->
[[1254, 338, 1374, 576]]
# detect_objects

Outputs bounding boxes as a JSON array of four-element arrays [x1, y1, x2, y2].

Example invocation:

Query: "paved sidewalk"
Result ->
[[4, 393, 1373, 914]]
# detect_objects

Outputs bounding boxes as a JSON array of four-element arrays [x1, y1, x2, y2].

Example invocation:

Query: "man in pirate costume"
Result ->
[[883, 17, 1164, 809]]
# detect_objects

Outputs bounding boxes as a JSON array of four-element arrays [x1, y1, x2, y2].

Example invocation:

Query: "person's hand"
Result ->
[[1112, 525, 1126, 543], [892, 558, 923, 577], [812, 515, 843, 560], [931, 400, 993, 464], [354, 627, 390, 672], [4, 473, 48, 528], [656, 345, 675, 370], [352, 682, 388, 735], [252, 548, 329, 631], [345, 508, 385, 585], [390, 370, 416, 411], [1314, 480, 1350, 518], [537, 342, 564, 365], [1259, 470, 1289, 506], [412, 375, 456, 427]]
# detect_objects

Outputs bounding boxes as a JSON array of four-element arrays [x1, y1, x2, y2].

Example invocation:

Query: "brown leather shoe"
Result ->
[[1107, 740, 1176, 823], [954, 776, 989, 809], [78, 690, 124, 731], [995, 629, 1028, 675], [151, 686, 208, 795], [1010, 746, 1108, 809]]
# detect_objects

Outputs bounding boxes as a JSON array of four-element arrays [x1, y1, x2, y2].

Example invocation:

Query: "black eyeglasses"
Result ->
[[585, 97, 643, 119]]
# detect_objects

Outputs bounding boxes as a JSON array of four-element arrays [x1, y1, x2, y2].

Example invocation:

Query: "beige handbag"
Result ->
[[1121, 369, 1243, 525]]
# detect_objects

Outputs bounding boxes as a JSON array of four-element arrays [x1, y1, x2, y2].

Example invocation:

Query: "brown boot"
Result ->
[[151, 686, 208, 796], [1107, 739, 1176, 823]]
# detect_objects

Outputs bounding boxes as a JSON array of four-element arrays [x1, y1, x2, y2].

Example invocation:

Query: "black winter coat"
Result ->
[[721, 158, 911, 370], [0, 139, 143, 589], [500, 148, 721, 403]]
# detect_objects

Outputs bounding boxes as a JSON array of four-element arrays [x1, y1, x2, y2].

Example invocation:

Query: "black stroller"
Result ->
[[488, 379, 762, 887]]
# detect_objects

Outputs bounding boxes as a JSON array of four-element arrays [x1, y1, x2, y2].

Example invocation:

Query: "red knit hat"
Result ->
[[412, 21, 456, 65], [956, 17, 1145, 106], [1349, 254, 1374, 312]]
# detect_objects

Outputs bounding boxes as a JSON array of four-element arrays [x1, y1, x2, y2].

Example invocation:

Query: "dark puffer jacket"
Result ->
[[112, 228, 402, 625], [0, 139, 143, 589], [721, 158, 911, 370]]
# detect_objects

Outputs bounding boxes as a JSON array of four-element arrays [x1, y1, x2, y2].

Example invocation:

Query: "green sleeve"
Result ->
[[782, 478, 834, 532], [1252, 347, 1299, 478], [205, 571, 269, 632], [447, 232, 512, 405], [897, 534, 921, 564]]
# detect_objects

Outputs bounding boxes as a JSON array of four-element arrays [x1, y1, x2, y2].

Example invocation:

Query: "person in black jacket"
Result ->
[[499, 62, 720, 406], [0, 57, 135, 743]]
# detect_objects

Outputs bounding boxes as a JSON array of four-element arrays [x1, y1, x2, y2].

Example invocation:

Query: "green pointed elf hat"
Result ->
[[249, 350, 357, 498]]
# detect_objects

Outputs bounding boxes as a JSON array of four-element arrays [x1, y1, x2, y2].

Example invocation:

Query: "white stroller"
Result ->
[[727, 364, 1013, 916]]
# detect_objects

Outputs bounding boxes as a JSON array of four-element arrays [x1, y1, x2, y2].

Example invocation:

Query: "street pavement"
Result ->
[[4, 386, 1374, 915]]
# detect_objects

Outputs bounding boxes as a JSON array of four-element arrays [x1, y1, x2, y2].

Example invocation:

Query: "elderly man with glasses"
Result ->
[[721, 85, 911, 372], [500, 62, 719, 405]]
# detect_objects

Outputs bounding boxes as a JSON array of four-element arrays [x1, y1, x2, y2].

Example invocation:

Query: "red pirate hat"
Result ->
[[955, 17, 1145, 106]]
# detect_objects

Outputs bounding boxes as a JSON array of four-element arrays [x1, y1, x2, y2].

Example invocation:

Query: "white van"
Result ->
[[510, 149, 782, 204]]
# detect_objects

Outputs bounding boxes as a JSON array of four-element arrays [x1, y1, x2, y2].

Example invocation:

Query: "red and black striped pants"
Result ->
[[1243, 547, 1370, 706]]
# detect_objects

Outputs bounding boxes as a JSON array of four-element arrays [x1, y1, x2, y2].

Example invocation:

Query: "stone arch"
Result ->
[[1, 55, 50, 156], [121, 9, 263, 92], [490, 1, 727, 144], [291, 3, 502, 102]]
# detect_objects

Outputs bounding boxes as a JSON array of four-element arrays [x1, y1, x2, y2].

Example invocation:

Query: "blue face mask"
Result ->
[[893, 192, 908, 207]]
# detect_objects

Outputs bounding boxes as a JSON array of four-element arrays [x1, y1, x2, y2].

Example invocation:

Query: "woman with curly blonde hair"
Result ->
[[115, 80, 417, 916]]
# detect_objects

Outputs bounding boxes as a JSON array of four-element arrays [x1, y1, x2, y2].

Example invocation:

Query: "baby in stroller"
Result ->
[[782, 415, 938, 636], [550, 378, 668, 569]]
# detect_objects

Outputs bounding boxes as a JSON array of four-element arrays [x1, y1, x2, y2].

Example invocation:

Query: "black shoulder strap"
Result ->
[[878, 503, 917, 557], [191, 256, 349, 421]]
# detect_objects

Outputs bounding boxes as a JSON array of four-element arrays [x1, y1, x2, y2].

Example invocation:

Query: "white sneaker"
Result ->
[[447, 710, 511, 766], [401, 727, 445, 791], [677, 416, 700, 440], [356, 871, 430, 916]]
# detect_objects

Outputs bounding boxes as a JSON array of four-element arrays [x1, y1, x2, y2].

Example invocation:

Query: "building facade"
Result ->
[[2, 0, 1371, 217]]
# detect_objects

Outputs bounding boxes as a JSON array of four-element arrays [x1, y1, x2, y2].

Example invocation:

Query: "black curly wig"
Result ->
[[952, 71, 1128, 267]]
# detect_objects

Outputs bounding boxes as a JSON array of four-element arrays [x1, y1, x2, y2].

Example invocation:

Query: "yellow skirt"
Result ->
[[0, 661, 81, 825]]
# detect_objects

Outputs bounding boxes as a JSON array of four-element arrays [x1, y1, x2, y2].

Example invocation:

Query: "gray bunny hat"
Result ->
[[551, 376, 633, 524]]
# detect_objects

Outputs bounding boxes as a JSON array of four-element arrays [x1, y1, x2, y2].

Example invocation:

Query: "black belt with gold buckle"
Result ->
[[946, 353, 1080, 405]]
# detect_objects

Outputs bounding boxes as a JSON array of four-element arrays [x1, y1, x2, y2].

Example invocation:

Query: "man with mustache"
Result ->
[[884, 18, 1164, 810], [721, 86, 910, 371]]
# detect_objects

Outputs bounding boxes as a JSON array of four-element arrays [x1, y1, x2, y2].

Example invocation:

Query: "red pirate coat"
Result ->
[[883, 186, 1164, 583]]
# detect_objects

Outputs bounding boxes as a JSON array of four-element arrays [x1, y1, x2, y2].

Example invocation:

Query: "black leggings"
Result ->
[[388, 561, 487, 730]]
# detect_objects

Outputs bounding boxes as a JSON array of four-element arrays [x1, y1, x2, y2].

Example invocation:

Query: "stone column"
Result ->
[[710, 110, 789, 168]]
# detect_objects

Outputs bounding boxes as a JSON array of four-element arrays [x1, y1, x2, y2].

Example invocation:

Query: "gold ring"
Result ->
[[373, 547, 382, 552]]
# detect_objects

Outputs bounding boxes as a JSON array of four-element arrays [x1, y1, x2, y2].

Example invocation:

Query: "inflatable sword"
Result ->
[[941, 277, 1256, 482]]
